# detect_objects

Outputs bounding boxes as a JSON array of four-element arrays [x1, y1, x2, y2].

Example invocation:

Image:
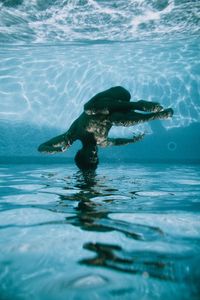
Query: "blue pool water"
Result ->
[[0, 0, 200, 299], [0, 164, 200, 300]]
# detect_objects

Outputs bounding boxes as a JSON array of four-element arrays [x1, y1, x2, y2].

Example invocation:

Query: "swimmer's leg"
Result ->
[[87, 86, 131, 105], [135, 100, 163, 112], [84, 86, 132, 115], [84, 98, 135, 115], [110, 108, 173, 126], [84, 99, 163, 116]]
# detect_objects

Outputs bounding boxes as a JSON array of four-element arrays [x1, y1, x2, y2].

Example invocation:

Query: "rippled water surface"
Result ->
[[0, 163, 200, 299], [0, 0, 199, 43]]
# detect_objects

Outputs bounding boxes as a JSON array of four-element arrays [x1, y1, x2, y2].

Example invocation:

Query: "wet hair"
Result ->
[[75, 147, 99, 170]]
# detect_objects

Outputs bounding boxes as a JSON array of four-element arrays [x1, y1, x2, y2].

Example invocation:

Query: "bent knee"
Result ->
[[110, 86, 131, 102]]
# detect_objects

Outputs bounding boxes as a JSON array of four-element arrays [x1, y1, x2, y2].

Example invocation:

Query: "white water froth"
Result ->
[[0, 0, 199, 43]]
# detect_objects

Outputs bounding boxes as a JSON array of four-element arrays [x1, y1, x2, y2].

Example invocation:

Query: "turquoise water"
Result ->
[[0, 0, 200, 299], [0, 39, 199, 162], [0, 164, 200, 299]]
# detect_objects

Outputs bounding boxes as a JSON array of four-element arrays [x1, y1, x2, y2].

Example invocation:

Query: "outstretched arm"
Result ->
[[38, 133, 72, 154], [102, 133, 145, 147]]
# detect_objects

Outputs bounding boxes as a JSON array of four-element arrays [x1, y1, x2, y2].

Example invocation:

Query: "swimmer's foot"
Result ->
[[157, 108, 174, 119], [137, 100, 163, 112]]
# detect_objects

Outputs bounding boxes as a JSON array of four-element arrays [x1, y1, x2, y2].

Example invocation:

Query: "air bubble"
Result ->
[[167, 141, 177, 151]]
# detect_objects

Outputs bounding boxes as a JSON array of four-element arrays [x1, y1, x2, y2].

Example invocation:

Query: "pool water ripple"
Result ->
[[0, 163, 200, 299]]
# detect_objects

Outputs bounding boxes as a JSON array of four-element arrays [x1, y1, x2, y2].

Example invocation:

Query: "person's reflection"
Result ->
[[59, 169, 162, 238], [58, 170, 176, 281], [74, 169, 98, 190], [66, 169, 111, 232]]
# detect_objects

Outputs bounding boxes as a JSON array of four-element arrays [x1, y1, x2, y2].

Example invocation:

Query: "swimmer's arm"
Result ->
[[102, 133, 145, 147], [38, 133, 71, 154]]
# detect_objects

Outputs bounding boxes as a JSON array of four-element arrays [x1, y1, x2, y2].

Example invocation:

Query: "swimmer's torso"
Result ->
[[71, 112, 112, 146]]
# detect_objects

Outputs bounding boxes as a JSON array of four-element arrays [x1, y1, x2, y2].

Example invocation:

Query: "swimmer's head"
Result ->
[[75, 146, 99, 170]]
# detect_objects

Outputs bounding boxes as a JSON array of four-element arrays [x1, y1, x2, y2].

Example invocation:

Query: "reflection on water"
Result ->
[[0, 164, 200, 299]]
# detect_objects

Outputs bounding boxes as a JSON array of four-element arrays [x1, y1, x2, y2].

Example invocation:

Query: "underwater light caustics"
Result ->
[[0, 38, 199, 131], [0, 0, 199, 160]]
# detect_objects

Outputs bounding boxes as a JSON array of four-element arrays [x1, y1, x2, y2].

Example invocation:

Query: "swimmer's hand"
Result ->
[[132, 133, 145, 142], [105, 133, 145, 146]]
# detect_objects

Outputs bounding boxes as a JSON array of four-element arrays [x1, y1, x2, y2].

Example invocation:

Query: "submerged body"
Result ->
[[38, 86, 173, 169]]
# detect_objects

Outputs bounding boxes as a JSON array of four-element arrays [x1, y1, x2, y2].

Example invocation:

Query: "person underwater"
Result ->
[[38, 86, 173, 170]]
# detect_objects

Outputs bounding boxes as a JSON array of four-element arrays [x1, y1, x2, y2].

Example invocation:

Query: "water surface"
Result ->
[[0, 163, 200, 299]]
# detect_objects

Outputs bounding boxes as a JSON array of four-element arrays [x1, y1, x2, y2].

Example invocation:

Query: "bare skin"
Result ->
[[38, 86, 173, 169]]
